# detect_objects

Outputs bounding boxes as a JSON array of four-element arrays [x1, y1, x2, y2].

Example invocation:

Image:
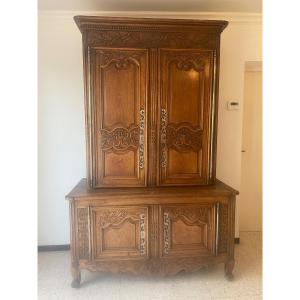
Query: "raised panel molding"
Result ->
[[166, 123, 203, 152], [158, 48, 213, 185], [161, 205, 215, 257], [91, 47, 148, 187], [92, 207, 148, 259]]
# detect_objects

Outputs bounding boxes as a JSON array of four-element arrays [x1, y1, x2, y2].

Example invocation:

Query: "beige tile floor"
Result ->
[[38, 231, 262, 300]]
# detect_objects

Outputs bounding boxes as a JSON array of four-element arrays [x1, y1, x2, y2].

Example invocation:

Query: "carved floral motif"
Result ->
[[166, 206, 209, 224], [170, 53, 208, 72], [100, 126, 139, 151], [82, 257, 213, 276], [77, 208, 89, 259], [166, 124, 203, 152], [218, 204, 229, 253], [99, 111, 145, 168], [88, 30, 216, 49], [98, 50, 145, 70], [97, 208, 143, 228], [160, 111, 203, 166]]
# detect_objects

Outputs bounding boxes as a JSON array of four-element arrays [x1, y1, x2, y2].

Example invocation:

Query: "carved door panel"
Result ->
[[158, 49, 215, 186], [159, 204, 217, 257], [91, 48, 148, 187], [91, 206, 149, 260]]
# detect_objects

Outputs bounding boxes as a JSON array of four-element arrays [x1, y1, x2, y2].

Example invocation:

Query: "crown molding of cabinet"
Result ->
[[38, 10, 262, 23]]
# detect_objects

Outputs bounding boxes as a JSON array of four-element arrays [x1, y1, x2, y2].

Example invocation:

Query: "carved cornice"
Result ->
[[87, 30, 217, 48], [74, 16, 228, 33], [75, 16, 225, 48]]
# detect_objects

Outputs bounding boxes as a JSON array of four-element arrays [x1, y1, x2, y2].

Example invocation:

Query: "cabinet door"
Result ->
[[160, 204, 217, 257], [158, 49, 215, 186], [91, 206, 149, 260], [91, 48, 148, 187]]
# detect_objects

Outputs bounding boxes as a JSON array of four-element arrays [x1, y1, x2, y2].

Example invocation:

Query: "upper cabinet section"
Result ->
[[75, 16, 227, 188]]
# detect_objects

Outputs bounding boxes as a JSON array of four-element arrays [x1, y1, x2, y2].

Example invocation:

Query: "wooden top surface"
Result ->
[[74, 15, 228, 33], [66, 179, 238, 200]]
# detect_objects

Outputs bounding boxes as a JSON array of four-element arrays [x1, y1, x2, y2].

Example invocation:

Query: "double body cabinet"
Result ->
[[67, 16, 238, 287]]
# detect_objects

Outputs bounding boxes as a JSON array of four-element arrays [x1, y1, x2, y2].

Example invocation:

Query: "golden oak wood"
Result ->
[[75, 15, 227, 188], [67, 16, 236, 288], [92, 47, 148, 187], [158, 49, 214, 185]]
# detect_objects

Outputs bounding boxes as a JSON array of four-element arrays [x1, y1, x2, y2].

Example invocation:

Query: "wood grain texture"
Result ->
[[67, 178, 236, 285], [68, 16, 235, 287], [91, 206, 149, 260], [157, 49, 215, 186], [91, 47, 148, 187], [160, 204, 216, 257], [66, 178, 238, 200], [78, 16, 225, 188]]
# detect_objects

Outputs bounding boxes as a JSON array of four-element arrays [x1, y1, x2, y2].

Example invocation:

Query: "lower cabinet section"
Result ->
[[67, 180, 237, 287]]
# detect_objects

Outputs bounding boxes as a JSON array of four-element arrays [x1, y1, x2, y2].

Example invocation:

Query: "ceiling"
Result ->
[[39, 0, 262, 13]]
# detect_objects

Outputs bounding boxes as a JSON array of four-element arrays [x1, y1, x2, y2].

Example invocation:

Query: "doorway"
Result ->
[[240, 62, 262, 231]]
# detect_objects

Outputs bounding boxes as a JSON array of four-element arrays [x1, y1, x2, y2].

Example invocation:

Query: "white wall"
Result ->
[[217, 20, 262, 235], [38, 14, 85, 245], [240, 69, 262, 231], [38, 11, 262, 245]]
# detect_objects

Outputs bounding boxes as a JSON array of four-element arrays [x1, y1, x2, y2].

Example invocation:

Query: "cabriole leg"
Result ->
[[71, 264, 81, 288], [224, 258, 235, 280]]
